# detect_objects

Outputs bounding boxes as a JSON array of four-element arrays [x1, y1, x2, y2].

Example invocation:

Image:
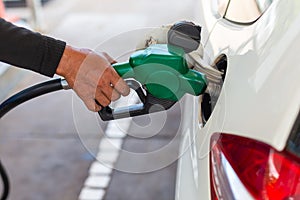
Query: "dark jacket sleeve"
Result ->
[[0, 18, 66, 77]]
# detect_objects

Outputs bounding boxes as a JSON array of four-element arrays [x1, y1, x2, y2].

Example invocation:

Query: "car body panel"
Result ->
[[206, 0, 300, 150], [193, 0, 220, 46], [176, 0, 300, 199]]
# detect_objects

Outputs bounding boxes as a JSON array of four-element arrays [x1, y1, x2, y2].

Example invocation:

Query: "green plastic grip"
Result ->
[[112, 44, 207, 101], [112, 62, 134, 79]]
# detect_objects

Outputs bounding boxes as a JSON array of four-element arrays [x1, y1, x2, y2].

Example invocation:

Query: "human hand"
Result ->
[[56, 45, 130, 111]]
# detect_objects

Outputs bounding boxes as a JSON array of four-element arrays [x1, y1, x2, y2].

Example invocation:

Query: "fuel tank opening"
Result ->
[[200, 54, 227, 125]]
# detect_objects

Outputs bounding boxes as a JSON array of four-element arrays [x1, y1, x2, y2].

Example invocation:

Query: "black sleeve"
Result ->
[[0, 18, 66, 77]]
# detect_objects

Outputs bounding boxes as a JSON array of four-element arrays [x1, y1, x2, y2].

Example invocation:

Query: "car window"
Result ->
[[224, 0, 273, 24]]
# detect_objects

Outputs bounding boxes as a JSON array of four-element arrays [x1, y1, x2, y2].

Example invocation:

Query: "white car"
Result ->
[[176, 0, 300, 200]]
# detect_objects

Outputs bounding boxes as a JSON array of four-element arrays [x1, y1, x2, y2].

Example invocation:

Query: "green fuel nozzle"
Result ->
[[98, 44, 207, 121], [114, 44, 206, 101], [99, 22, 207, 121]]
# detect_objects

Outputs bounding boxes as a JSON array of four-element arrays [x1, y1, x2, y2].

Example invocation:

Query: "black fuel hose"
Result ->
[[0, 160, 8, 200], [0, 78, 64, 118], [0, 78, 66, 200]]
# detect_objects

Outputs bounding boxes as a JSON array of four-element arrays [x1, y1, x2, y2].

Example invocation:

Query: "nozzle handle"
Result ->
[[98, 80, 145, 121], [112, 62, 134, 79], [98, 80, 176, 121]]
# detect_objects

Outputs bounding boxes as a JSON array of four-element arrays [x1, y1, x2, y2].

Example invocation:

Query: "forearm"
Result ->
[[0, 18, 129, 112], [0, 18, 66, 77]]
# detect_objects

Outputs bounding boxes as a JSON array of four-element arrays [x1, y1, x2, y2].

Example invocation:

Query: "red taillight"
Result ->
[[210, 133, 300, 200]]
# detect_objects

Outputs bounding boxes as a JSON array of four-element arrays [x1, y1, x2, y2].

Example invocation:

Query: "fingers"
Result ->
[[95, 83, 118, 103], [100, 84, 121, 101], [95, 90, 111, 106], [99, 67, 129, 97], [109, 68, 130, 96], [85, 67, 127, 112], [84, 98, 102, 112], [85, 91, 112, 112], [61, 47, 130, 113], [111, 89, 121, 101]]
